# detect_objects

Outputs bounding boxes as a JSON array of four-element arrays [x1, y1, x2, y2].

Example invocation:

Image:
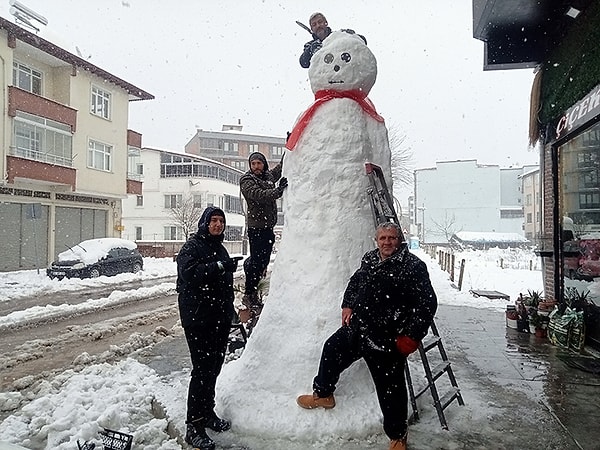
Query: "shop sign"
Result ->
[[555, 83, 600, 139]]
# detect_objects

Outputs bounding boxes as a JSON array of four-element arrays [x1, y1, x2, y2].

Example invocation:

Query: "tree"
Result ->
[[430, 211, 460, 243], [168, 194, 203, 239], [388, 124, 414, 188]]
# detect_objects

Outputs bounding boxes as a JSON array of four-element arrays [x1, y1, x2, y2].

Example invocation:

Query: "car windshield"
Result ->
[[57, 238, 137, 265]]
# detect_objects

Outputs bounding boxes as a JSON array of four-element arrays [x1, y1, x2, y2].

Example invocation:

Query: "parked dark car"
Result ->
[[47, 238, 143, 280]]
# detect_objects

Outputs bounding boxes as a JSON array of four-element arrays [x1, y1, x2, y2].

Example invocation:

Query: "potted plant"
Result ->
[[529, 310, 550, 337]]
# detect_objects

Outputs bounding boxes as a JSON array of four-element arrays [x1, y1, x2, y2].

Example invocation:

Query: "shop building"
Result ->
[[473, 1, 600, 347]]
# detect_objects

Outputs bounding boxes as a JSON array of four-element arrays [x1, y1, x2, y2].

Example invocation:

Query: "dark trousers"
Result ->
[[184, 317, 230, 424], [313, 326, 409, 440], [244, 227, 275, 294]]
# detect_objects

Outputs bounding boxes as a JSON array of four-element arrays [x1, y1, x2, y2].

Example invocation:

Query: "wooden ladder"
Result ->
[[365, 162, 464, 429]]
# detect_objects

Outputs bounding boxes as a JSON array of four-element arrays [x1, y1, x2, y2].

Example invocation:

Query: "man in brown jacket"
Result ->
[[239, 152, 287, 331]]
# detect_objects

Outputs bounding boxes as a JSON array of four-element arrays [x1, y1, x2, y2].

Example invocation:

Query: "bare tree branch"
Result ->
[[168, 195, 203, 239], [388, 123, 414, 187], [430, 211, 461, 242]]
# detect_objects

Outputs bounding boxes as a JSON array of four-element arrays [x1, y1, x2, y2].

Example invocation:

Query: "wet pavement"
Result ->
[[136, 303, 600, 450]]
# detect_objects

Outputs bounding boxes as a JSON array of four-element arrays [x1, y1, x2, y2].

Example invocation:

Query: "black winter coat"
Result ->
[[341, 244, 438, 352], [176, 212, 234, 328], [240, 163, 283, 229]]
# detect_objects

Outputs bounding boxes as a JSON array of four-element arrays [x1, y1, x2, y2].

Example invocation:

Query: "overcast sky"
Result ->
[[2, 0, 538, 173]]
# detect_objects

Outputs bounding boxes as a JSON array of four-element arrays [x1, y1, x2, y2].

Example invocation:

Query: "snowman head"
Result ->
[[308, 30, 377, 96]]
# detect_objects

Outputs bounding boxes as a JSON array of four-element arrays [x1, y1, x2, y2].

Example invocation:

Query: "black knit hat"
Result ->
[[248, 152, 269, 171]]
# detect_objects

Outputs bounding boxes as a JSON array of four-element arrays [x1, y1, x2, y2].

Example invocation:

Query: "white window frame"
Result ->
[[91, 85, 112, 120], [136, 195, 144, 206], [272, 145, 284, 157], [13, 112, 73, 166], [164, 194, 182, 209], [164, 226, 183, 240], [135, 226, 143, 240], [13, 61, 42, 95], [88, 139, 112, 171]]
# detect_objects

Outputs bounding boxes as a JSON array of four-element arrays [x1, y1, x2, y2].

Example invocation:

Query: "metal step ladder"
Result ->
[[365, 162, 464, 429]]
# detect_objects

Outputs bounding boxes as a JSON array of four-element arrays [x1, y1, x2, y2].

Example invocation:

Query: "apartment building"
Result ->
[[521, 167, 541, 244], [0, 17, 153, 271], [413, 160, 538, 244], [184, 122, 286, 228], [121, 147, 245, 256], [185, 122, 285, 175]]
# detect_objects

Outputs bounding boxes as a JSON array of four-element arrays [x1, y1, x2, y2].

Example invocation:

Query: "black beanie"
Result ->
[[248, 152, 269, 171]]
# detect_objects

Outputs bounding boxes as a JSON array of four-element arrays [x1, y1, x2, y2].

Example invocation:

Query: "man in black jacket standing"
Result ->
[[296, 222, 438, 450], [176, 206, 240, 450], [239, 152, 287, 331], [299, 12, 332, 68]]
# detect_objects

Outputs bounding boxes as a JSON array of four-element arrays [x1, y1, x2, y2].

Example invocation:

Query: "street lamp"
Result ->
[[417, 204, 426, 244]]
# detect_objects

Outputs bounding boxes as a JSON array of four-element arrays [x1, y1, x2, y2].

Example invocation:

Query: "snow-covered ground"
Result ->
[[0, 247, 544, 449]]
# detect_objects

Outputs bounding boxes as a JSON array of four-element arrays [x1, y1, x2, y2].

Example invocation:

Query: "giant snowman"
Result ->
[[217, 31, 394, 446]]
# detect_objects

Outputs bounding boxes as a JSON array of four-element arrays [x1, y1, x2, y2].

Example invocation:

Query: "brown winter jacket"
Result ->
[[240, 162, 283, 229]]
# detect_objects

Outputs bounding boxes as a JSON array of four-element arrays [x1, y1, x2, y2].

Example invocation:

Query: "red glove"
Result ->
[[396, 336, 420, 356]]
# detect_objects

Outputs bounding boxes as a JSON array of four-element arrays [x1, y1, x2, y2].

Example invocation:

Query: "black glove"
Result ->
[[221, 257, 240, 273], [278, 177, 288, 190], [309, 39, 322, 54]]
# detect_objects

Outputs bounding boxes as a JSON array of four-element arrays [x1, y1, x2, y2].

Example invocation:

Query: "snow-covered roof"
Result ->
[[57, 238, 137, 264], [453, 231, 529, 243]]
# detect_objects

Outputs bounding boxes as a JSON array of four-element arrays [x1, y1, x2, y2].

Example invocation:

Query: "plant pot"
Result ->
[[535, 328, 547, 338]]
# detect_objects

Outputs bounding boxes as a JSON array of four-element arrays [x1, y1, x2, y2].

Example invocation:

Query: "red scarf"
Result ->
[[285, 89, 384, 150]]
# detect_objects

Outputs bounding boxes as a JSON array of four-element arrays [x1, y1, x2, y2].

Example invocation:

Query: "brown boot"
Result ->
[[389, 433, 407, 450], [296, 392, 335, 409]]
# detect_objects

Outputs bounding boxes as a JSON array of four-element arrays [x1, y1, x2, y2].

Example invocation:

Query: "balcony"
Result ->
[[7, 155, 76, 190], [8, 86, 77, 131]]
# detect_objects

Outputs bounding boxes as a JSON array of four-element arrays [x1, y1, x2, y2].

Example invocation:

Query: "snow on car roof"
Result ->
[[57, 238, 137, 264]]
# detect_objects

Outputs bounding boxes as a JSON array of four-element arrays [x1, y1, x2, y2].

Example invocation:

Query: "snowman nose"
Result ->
[[334, 65, 340, 72]]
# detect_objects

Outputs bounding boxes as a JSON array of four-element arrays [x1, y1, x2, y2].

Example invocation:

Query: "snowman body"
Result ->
[[217, 31, 394, 443]]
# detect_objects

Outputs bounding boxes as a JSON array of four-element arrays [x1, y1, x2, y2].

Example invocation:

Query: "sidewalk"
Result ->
[[136, 303, 600, 450]]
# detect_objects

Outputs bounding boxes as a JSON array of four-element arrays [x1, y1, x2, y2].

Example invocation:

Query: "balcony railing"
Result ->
[[10, 146, 73, 167]]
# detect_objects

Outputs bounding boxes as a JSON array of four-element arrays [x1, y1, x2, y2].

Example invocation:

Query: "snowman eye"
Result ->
[[324, 53, 334, 64], [341, 52, 351, 63]]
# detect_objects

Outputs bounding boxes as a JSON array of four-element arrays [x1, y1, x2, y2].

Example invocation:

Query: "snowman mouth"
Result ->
[[328, 80, 344, 84]]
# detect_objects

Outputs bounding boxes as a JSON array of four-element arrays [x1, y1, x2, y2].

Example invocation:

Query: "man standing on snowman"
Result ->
[[299, 12, 332, 68], [240, 152, 287, 331]]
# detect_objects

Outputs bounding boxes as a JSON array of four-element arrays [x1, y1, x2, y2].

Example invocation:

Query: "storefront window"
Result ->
[[560, 121, 600, 303]]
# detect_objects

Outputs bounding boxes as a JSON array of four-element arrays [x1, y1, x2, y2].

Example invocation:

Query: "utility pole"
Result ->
[[417, 204, 426, 243]]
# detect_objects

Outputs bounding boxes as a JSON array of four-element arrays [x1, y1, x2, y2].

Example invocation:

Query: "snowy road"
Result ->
[[0, 289, 181, 395]]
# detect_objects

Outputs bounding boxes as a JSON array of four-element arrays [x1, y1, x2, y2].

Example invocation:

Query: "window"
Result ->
[[224, 225, 243, 241], [137, 164, 144, 175], [88, 139, 112, 171], [248, 144, 259, 153], [164, 194, 182, 209], [127, 147, 142, 180], [91, 85, 111, 119], [193, 195, 202, 208], [224, 194, 243, 214], [136, 195, 144, 206], [527, 213, 532, 223], [272, 146, 284, 157], [223, 142, 239, 152], [13, 61, 42, 94], [13, 112, 73, 166], [164, 226, 183, 240], [135, 226, 143, 240]]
